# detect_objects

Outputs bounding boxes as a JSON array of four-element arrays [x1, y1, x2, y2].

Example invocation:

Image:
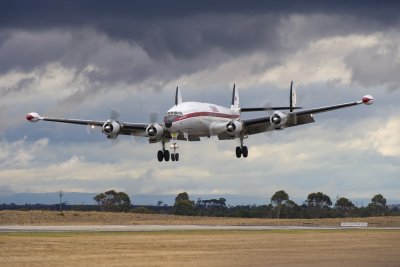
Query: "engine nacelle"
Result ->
[[226, 120, 243, 137], [102, 120, 121, 138], [146, 123, 164, 141], [270, 111, 288, 129]]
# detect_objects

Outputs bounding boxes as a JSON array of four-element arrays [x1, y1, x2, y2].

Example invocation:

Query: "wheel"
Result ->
[[242, 146, 248, 158], [157, 150, 164, 162], [164, 150, 170, 161], [171, 153, 175, 161], [235, 146, 242, 158], [175, 153, 179, 161]]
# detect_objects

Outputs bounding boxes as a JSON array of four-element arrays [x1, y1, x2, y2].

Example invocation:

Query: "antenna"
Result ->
[[59, 190, 63, 213]]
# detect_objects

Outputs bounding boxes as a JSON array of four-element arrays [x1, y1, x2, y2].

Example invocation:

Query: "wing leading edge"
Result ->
[[26, 113, 149, 136], [242, 95, 374, 135]]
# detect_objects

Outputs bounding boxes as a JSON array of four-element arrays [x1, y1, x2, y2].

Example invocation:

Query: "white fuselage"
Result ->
[[164, 102, 240, 137]]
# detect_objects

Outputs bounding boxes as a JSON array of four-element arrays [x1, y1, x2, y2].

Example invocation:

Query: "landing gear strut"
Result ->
[[235, 137, 248, 158]]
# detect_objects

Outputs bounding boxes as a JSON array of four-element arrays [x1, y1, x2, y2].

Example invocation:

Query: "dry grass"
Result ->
[[1, 230, 399, 267], [1, 210, 399, 227]]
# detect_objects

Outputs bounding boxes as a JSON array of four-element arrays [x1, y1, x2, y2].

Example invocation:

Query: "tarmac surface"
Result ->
[[1, 224, 399, 232]]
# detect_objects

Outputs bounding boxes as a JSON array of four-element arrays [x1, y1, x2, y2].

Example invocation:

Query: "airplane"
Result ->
[[26, 82, 374, 162]]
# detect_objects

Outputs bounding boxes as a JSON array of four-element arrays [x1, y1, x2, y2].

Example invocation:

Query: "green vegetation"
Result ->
[[270, 190, 289, 218], [170, 191, 396, 219], [2, 189, 397, 219], [93, 190, 131, 212], [173, 192, 196, 215]]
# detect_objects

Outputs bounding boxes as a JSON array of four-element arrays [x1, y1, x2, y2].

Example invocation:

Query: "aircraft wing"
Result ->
[[242, 96, 373, 135], [26, 113, 149, 136]]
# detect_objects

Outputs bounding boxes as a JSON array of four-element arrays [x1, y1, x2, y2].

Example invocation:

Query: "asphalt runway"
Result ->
[[1, 224, 398, 232]]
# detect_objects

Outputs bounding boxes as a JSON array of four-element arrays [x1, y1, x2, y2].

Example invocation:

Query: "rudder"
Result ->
[[290, 81, 296, 112], [231, 83, 240, 109]]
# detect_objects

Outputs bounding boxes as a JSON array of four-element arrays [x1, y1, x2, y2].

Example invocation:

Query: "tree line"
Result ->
[[2, 190, 397, 219], [90, 189, 397, 218]]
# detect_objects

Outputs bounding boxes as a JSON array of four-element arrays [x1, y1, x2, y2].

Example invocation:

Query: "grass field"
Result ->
[[1, 210, 400, 227], [1, 211, 399, 266], [1, 230, 399, 267]]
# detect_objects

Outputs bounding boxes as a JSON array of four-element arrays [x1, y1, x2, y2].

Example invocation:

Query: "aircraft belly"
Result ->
[[178, 117, 221, 136]]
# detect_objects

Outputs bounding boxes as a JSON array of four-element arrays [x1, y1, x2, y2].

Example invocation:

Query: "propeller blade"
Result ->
[[149, 112, 159, 124], [261, 101, 275, 138], [110, 109, 121, 121], [110, 138, 120, 146]]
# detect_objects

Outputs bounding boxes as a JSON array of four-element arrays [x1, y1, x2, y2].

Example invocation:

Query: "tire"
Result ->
[[242, 146, 248, 158], [164, 150, 170, 161], [171, 153, 175, 161], [235, 146, 242, 158], [175, 153, 179, 161], [157, 150, 164, 162]]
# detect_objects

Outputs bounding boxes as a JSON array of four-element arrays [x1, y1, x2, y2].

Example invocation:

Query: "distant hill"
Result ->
[[0, 192, 267, 206]]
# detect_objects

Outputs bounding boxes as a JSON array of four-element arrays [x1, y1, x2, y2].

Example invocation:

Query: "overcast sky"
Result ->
[[0, 1, 399, 204]]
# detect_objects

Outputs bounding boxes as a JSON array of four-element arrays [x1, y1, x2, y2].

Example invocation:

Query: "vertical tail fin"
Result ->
[[289, 81, 296, 112], [231, 83, 240, 109], [175, 86, 182, 105]]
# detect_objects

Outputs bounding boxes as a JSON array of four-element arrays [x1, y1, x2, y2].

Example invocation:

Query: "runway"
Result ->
[[2, 224, 397, 232]]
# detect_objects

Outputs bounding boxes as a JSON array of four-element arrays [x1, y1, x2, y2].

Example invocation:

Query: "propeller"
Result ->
[[110, 108, 121, 121], [107, 109, 122, 145], [86, 108, 121, 135], [261, 100, 276, 138], [149, 111, 159, 124]]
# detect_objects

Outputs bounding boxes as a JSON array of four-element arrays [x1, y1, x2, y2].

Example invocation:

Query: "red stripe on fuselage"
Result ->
[[174, 112, 239, 122]]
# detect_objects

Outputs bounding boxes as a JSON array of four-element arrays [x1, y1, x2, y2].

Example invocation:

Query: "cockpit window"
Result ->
[[167, 111, 183, 115]]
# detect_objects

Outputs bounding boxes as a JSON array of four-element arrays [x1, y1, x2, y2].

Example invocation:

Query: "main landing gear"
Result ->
[[157, 140, 179, 162], [235, 137, 248, 158], [157, 149, 170, 162]]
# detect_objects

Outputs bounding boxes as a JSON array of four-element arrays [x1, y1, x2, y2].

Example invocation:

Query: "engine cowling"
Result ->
[[146, 123, 164, 141], [102, 120, 121, 138], [270, 111, 288, 129], [226, 120, 243, 137]]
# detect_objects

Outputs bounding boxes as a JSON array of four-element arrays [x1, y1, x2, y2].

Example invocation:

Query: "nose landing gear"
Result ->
[[170, 143, 179, 162]]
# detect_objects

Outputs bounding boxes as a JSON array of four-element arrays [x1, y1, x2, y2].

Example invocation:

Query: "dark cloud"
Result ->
[[1, 1, 399, 61], [0, 31, 69, 73], [0, 1, 398, 78], [0, 0, 399, 104], [1, 1, 400, 27], [345, 45, 400, 90]]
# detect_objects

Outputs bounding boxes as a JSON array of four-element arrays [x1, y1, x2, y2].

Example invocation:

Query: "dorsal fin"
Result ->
[[175, 86, 182, 105]]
